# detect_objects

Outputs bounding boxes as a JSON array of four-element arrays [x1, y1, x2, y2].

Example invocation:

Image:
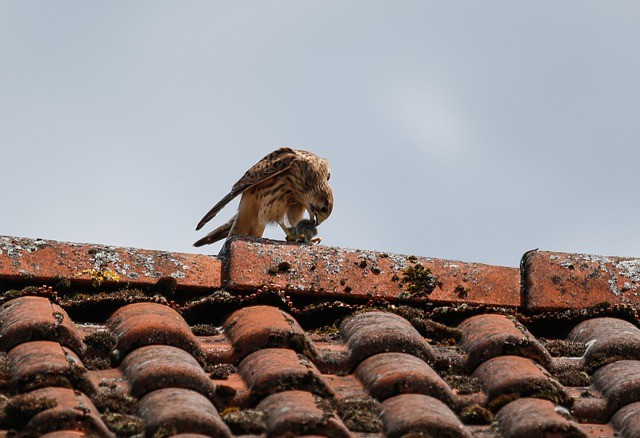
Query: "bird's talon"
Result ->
[[286, 232, 305, 242]]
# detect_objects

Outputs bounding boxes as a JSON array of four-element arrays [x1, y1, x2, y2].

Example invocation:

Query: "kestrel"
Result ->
[[193, 148, 333, 247]]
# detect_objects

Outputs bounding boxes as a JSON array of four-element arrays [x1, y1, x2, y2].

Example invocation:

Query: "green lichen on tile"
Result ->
[[399, 263, 440, 297]]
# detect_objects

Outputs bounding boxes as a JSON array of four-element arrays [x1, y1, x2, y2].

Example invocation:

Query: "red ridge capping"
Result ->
[[224, 237, 520, 306], [0, 235, 222, 289], [522, 250, 640, 311]]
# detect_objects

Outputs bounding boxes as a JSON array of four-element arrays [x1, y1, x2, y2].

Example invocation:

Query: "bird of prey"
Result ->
[[193, 147, 333, 247]]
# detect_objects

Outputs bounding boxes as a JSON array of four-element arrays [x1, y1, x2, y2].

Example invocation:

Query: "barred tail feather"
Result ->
[[193, 217, 234, 247]]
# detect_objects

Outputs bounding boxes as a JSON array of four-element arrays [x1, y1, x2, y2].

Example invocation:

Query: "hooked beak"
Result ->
[[312, 213, 319, 226]]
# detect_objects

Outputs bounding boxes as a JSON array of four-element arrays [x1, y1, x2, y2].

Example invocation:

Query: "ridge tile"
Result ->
[[523, 250, 640, 311], [224, 238, 519, 306]]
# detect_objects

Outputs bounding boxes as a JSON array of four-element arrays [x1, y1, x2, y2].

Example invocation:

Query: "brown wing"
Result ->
[[195, 148, 298, 230]]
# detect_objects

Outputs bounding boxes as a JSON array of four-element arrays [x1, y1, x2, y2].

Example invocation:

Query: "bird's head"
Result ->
[[309, 191, 333, 225], [302, 157, 333, 226]]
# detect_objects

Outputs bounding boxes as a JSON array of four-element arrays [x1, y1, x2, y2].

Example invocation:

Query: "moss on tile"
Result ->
[[1, 394, 57, 429], [84, 330, 118, 370], [444, 375, 481, 395], [539, 338, 586, 357], [92, 388, 137, 415], [454, 285, 470, 298], [152, 423, 179, 438], [190, 324, 222, 336], [152, 276, 178, 298], [399, 263, 441, 298], [205, 363, 237, 379], [0, 353, 10, 390], [103, 412, 144, 436], [554, 369, 591, 387], [222, 408, 267, 434], [487, 393, 520, 412], [0, 285, 57, 304], [309, 324, 342, 341], [459, 404, 493, 424], [332, 397, 382, 433]]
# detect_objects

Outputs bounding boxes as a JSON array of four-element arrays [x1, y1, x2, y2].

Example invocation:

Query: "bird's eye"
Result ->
[[320, 206, 328, 213]]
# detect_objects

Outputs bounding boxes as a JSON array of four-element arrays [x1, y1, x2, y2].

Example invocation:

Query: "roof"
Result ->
[[1, 234, 640, 437]]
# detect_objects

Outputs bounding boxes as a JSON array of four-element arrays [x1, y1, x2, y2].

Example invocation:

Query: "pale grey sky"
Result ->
[[1, 2, 639, 267]]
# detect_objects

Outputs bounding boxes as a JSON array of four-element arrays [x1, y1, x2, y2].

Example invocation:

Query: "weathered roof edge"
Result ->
[[1, 235, 639, 311]]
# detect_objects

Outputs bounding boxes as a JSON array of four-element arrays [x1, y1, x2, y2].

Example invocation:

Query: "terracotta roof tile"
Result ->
[[473, 355, 570, 407], [355, 352, 453, 403], [0, 236, 221, 290], [10, 387, 113, 437], [459, 314, 551, 372], [120, 345, 215, 400], [256, 390, 351, 437], [224, 237, 520, 306], [497, 398, 586, 437], [0, 296, 84, 353], [107, 302, 201, 360], [41, 432, 89, 437], [381, 393, 471, 438], [611, 401, 640, 437], [137, 388, 231, 437], [223, 305, 316, 361], [523, 250, 640, 311], [237, 348, 333, 400], [2, 235, 640, 436], [340, 311, 436, 365], [593, 360, 640, 417], [568, 318, 640, 371], [7, 340, 92, 394]]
